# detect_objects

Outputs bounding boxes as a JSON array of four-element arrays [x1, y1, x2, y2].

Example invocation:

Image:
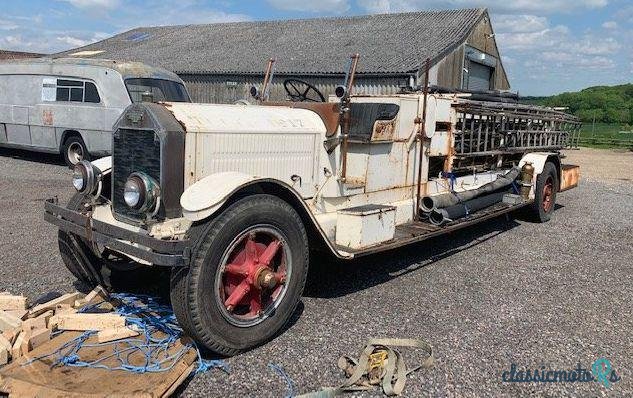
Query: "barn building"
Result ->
[[56, 8, 510, 103], [0, 50, 44, 61]]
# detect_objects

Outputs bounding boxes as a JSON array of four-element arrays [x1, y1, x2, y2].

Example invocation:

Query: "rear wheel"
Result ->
[[62, 134, 90, 167], [170, 194, 309, 356], [527, 161, 558, 222]]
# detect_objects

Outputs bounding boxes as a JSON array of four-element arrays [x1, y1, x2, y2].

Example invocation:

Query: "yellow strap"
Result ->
[[297, 338, 434, 397]]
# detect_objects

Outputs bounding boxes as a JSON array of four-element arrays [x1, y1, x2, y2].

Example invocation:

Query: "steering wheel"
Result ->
[[283, 79, 325, 102]]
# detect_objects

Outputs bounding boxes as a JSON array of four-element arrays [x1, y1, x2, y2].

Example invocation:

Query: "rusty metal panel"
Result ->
[[335, 204, 396, 250], [560, 164, 580, 191]]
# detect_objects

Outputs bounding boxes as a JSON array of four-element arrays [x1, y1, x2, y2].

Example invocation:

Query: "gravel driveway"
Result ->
[[0, 147, 631, 397]]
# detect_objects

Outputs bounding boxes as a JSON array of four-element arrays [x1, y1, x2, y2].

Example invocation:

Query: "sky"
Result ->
[[0, 0, 631, 95]]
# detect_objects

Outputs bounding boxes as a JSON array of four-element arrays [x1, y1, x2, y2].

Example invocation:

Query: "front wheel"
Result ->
[[170, 194, 309, 356]]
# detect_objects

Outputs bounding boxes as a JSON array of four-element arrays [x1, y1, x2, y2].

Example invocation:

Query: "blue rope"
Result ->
[[23, 293, 229, 376], [269, 362, 297, 398], [441, 171, 457, 191], [511, 181, 520, 194]]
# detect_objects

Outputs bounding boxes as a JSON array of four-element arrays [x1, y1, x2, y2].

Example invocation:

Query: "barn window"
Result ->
[[463, 47, 497, 91]]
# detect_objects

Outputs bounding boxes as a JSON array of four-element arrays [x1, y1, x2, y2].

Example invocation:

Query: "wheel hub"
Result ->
[[542, 176, 554, 212], [219, 230, 287, 322], [67, 142, 84, 165]]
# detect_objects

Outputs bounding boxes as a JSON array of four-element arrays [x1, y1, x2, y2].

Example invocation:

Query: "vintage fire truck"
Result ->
[[45, 57, 581, 355]]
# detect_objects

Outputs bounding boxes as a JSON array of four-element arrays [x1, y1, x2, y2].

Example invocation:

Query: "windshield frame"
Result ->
[[124, 78, 191, 103]]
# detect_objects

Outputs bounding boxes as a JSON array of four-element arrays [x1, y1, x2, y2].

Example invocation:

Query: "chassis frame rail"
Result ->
[[44, 198, 190, 267]]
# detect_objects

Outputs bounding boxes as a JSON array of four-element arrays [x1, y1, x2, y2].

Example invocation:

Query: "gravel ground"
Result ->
[[0, 147, 631, 397]]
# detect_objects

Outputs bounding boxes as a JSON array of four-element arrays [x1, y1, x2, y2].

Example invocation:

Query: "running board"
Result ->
[[337, 200, 530, 257]]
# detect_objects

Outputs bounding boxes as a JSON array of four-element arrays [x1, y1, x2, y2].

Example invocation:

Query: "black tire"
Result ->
[[62, 134, 90, 168], [58, 193, 105, 289], [58, 193, 161, 293], [526, 161, 558, 222], [170, 194, 309, 356]]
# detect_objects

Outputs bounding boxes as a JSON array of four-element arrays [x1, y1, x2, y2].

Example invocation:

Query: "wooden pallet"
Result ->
[[0, 331, 197, 398]]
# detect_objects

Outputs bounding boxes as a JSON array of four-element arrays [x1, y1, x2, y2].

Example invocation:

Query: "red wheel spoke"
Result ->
[[274, 270, 287, 284], [225, 263, 247, 276], [244, 234, 258, 262], [224, 280, 251, 310], [248, 290, 262, 316], [219, 228, 290, 324], [258, 240, 281, 266]]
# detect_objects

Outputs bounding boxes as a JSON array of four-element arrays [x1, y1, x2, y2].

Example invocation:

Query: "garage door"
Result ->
[[467, 61, 492, 91]]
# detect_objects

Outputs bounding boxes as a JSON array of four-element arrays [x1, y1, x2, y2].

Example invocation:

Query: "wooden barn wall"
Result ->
[[434, 45, 465, 89], [179, 74, 408, 104], [435, 16, 510, 90]]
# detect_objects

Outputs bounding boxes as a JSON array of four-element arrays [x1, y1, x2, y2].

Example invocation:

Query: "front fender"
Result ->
[[180, 172, 260, 222], [91, 156, 112, 176], [518, 152, 560, 199]]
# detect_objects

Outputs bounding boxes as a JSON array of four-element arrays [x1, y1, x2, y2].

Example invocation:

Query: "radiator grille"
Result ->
[[112, 129, 162, 222]]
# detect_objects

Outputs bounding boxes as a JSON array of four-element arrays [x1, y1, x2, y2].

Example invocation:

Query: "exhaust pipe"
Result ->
[[429, 191, 507, 226], [422, 167, 520, 212]]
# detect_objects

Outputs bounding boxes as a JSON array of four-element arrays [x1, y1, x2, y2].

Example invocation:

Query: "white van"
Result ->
[[0, 58, 190, 166]]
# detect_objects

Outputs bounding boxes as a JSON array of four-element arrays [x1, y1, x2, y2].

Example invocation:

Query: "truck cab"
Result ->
[[45, 59, 581, 355]]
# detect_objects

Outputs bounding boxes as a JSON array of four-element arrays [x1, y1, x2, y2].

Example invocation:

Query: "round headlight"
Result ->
[[72, 161, 97, 194], [72, 165, 87, 192], [123, 172, 160, 213], [124, 176, 144, 209]]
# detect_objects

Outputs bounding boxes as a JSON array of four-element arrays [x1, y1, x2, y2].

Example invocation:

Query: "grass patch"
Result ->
[[577, 123, 633, 148]]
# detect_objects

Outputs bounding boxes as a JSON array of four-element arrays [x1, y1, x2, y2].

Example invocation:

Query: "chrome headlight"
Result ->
[[72, 160, 98, 194], [123, 172, 160, 213]]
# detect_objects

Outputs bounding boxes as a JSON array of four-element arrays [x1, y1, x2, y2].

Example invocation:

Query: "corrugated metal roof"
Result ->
[[0, 50, 44, 60], [55, 8, 486, 75]]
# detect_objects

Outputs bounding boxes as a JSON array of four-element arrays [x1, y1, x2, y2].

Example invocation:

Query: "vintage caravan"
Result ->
[[0, 58, 190, 166]]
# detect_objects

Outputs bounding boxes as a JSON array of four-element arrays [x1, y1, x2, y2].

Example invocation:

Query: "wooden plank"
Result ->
[[6, 310, 28, 321], [29, 293, 82, 317], [21, 316, 47, 334], [0, 335, 12, 353], [0, 332, 198, 397], [0, 311, 21, 332], [97, 327, 140, 343], [0, 346, 7, 366], [83, 286, 109, 307], [57, 314, 126, 332], [0, 296, 27, 311], [10, 332, 25, 359], [26, 329, 50, 351], [2, 329, 19, 346]]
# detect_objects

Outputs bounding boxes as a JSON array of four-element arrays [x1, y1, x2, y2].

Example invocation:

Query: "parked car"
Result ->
[[0, 57, 190, 166], [45, 58, 581, 356]]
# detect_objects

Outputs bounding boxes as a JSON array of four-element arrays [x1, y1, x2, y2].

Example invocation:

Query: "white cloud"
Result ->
[[615, 5, 633, 24], [602, 21, 618, 29], [108, 2, 251, 28], [356, 0, 608, 14], [496, 25, 569, 50], [58, 0, 121, 10], [358, 0, 393, 13], [266, 0, 350, 13], [56, 35, 90, 47], [572, 36, 621, 55], [492, 14, 548, 33], [0, 19, 19, 30]]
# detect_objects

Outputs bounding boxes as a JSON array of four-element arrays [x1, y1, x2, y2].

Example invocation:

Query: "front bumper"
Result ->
[[44, 198, 190, 266]]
